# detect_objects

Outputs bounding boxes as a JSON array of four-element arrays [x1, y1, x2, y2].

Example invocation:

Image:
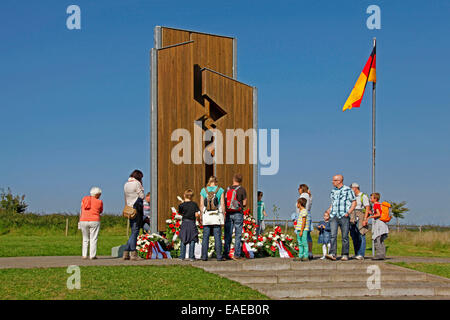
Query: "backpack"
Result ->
[[225, 186, 241, 213], [204, 187, 219, 211], [380, 201, 392, 223]]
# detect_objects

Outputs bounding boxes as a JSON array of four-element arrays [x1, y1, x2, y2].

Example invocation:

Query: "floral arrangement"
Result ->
[[136, 232, 170, 259], [241, 209, 263, 257], [262, 226, 297, 257], [161, 205, 298, 259]]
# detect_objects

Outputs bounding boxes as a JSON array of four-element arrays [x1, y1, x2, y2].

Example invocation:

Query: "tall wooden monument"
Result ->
[[150, 26, 257, 232]]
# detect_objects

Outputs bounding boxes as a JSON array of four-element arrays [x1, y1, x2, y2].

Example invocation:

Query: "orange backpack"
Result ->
[[380, 202, 392, 223]]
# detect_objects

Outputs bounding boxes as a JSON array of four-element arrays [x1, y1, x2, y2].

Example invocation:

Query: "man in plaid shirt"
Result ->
[[324, 174, 356, 261]]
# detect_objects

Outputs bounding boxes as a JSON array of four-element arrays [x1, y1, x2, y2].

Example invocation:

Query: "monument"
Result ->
[[150, 26, 257, 232]]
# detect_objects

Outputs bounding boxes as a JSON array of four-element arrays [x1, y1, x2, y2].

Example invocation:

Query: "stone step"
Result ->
[[215, 270, 429, 284], [247, 281, 450, 299], [196, 260, 387, 272]]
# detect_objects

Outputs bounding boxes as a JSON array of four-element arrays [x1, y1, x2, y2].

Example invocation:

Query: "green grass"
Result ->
[[1, 211, 448, 258], [0, 265, 268, 300], [390, 262, 450, 279], [268, 226, 450, 258], [0, 210, 127, 236], [0, 234, 128, 257], [0, 210, 130, 257]]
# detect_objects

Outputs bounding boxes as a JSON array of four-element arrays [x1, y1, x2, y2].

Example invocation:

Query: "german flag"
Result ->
[[342, 45, 376, 111]]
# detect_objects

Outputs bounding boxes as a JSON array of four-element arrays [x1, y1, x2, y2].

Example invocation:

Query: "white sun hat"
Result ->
[[90, 187, 102, 196]]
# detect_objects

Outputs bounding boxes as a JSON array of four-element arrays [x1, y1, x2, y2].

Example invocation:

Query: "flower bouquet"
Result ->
[[262, 226, 297, 258], [136, 232, 172, 259]]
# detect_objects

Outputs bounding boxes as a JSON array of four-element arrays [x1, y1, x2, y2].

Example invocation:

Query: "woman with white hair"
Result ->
[[79, 187, 103, 260]]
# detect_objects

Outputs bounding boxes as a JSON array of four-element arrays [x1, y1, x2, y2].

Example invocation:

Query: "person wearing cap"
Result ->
[[79, 187, 103, 260], [349, 183, 371, 260]]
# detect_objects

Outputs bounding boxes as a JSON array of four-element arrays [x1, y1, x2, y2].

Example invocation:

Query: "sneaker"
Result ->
[[341, 255, 349, 261], [320, 256, 326, 260], [308, 253, 314, 260], [326, 254, 336, 261], [89, 256, 97, 260], [82, 256, 88, 260], [355, 255, 364, 261], [189, 258, 196, 262]]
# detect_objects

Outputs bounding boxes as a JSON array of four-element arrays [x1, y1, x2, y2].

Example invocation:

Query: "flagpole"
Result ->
[[372, 37, 376, 194], [372, 37, 376, 258]]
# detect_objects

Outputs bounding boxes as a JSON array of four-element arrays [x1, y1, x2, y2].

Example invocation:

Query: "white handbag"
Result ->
[[202, 208, 224, 226]]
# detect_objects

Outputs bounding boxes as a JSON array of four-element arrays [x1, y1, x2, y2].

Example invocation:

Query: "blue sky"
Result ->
[[1, 1, 449, 225]]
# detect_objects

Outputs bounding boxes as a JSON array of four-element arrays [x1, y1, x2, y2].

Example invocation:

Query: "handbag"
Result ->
[[122, 205, 137, 219], [122, 194, 137, 219]]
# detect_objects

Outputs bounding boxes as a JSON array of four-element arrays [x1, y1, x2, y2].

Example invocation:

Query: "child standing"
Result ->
[[257, 191, 268, 235], [143, 192, 151, 233], [178, 189, 201, 261], [294, 197, 310, 261], [316, 212, 331, 260], [369, 192, 389, 260]]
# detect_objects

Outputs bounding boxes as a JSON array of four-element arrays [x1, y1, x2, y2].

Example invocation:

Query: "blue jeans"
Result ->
[[125, 217, 140, 251], [202, 225, 223, 260], [179, 240, 196, 259], [330, 215, 350, 256], [349, 223, 366, 257], [223, 212, 244, 258]]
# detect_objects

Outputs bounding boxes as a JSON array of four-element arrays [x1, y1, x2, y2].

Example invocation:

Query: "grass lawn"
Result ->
[[0, 210, 448, 258], [273, 226, 450, 258], [0, 265, 268, 300], [1, 229, 449, 258], [0, 234, 128, 257], [390, 262, 450, 279]]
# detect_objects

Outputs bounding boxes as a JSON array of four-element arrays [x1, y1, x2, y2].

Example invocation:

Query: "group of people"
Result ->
[[78, 170, 389, 262], [177, 173, 249, 261], [293, 174, 389, 262]]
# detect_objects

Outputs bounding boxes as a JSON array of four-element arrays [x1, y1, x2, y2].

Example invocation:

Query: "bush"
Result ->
[[0, 188, 28, 214]]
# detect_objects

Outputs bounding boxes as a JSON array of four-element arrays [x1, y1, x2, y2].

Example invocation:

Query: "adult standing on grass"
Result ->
[[324, 174, 356, 261], [223, 173, 247, 260], [199, 176, 225, 261], [349, 183, 371, 260], [123, 169, 145, 261], [79, 187, 103, 260]]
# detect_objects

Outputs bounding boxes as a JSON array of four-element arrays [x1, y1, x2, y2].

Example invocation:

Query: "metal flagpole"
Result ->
[[372, 37, 376, 257], [372, 37, 376, 195]]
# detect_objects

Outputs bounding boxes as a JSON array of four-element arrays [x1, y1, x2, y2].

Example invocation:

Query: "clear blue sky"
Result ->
[[1, 1, 449, 225]]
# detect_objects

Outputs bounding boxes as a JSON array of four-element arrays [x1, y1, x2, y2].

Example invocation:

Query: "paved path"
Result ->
[[0, 255, 449, 270], [1, 256, 449, 299]]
